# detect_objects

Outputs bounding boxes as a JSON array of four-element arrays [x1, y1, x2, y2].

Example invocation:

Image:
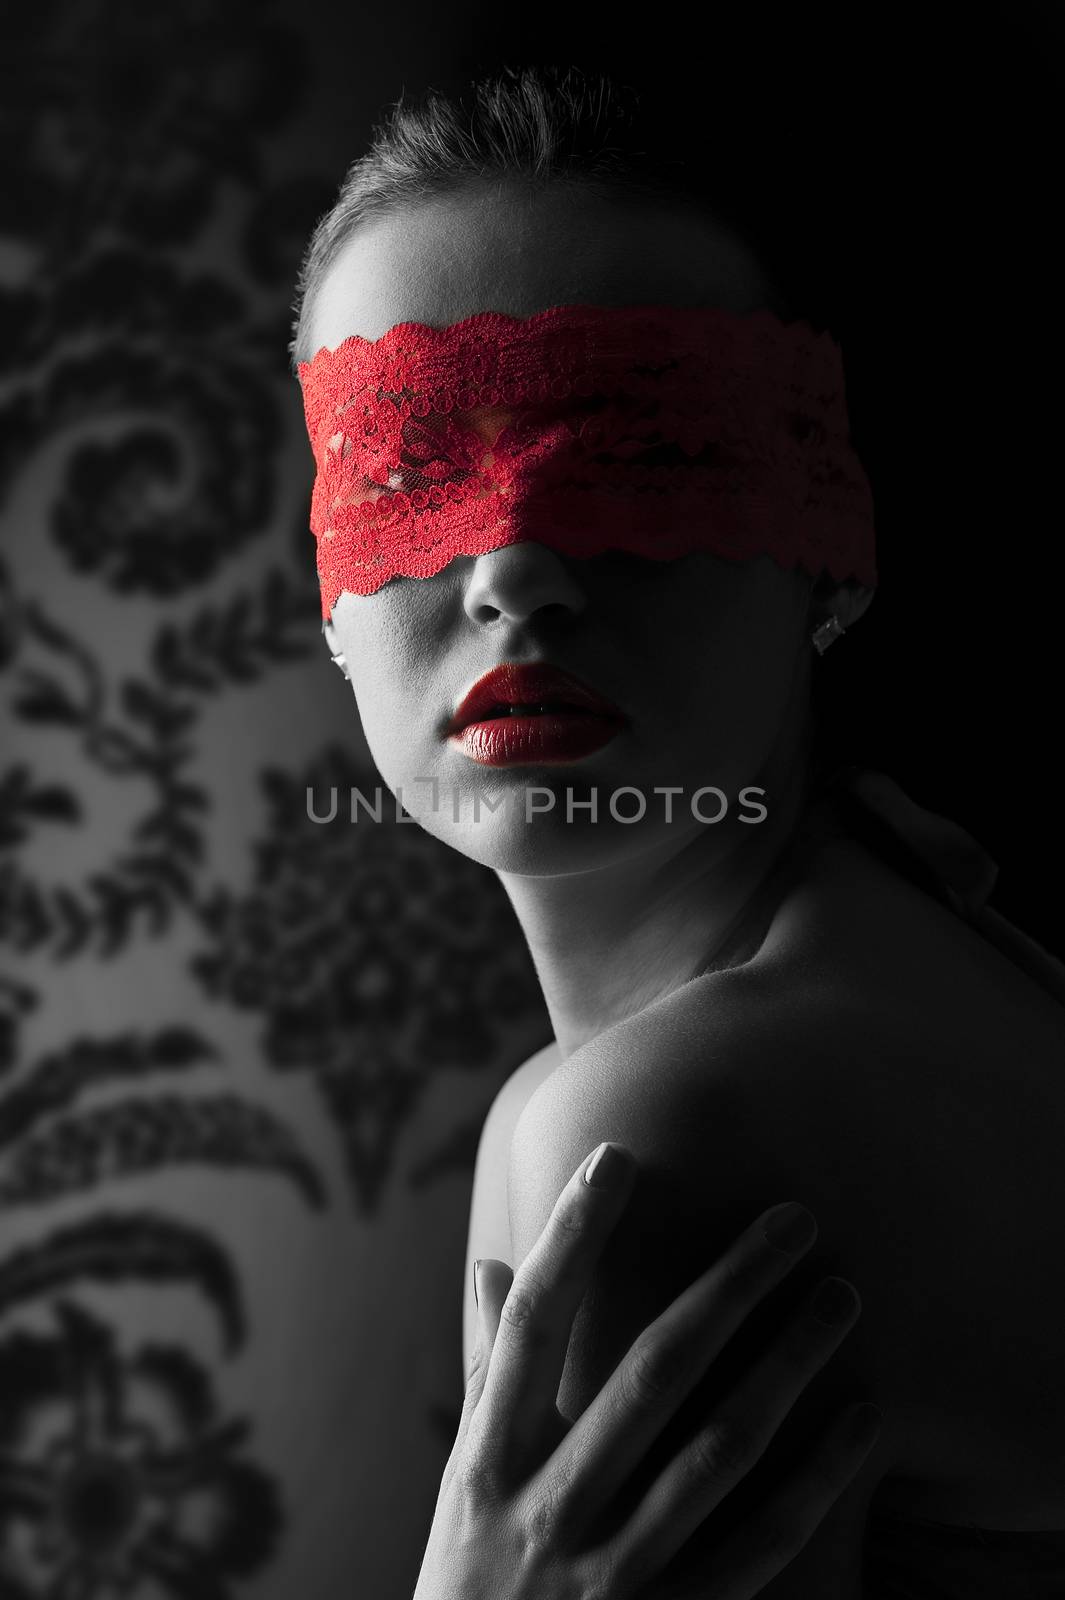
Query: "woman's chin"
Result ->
[[411, 800, 675, 876]]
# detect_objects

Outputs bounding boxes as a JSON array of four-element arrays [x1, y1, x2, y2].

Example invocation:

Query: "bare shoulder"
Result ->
[[508, 833, 1065, 1516], [461, 1036, 563, 1367], [771, 826, 1065, 1057]]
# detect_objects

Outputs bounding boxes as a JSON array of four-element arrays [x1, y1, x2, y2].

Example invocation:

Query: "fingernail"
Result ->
[[473, 1259, 482, 1308], [811, 1277, 860, 1325], [584, 1142, 629, 1190], [763, 1202, 817, 1255]]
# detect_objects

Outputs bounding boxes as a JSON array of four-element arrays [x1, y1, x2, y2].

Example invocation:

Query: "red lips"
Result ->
[[447, 662, 623, 731], [445, 662, 627, 767]]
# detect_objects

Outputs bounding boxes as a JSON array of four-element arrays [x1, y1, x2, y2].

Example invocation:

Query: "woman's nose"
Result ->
[[461, 541, 587, 627]]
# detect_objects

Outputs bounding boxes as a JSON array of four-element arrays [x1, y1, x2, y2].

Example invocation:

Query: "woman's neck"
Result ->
[[497, 712, 817, 1060]]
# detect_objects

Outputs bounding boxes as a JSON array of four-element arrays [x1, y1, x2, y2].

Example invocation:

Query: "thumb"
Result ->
[[475, 1257, 513, 1354], [459, 1258, 513, 1427]]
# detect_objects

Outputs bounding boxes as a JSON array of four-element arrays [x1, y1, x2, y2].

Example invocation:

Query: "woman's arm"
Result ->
[[422, 1140, 880, 1600], [506, 1005, 896, 1596]]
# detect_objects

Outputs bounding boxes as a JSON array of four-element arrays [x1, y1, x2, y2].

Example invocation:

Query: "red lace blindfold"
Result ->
[[297, 304, 877, 621]]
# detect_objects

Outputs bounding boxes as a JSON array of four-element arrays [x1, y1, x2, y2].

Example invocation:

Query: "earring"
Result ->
[[330, 653, 349, 677], [811, 614, 846, 656]]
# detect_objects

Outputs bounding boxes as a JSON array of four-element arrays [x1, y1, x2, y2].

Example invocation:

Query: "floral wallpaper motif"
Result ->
[[1, 3, 551, 1593], [0, 1303, 279, 1598], [191, 744, 543, 1209]]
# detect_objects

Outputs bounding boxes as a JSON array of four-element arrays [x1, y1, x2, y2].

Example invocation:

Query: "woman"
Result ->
[[291, 65, 1065, 1596]]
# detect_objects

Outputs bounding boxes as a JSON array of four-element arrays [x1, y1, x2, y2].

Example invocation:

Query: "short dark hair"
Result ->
[[288, 63, 828, 376]]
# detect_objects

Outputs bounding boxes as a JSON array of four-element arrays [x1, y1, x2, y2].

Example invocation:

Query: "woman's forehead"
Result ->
[[307, 184, 777, 354]]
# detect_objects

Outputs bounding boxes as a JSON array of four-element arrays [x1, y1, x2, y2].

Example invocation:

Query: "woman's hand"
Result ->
[[414, 1141, 881, 1600]]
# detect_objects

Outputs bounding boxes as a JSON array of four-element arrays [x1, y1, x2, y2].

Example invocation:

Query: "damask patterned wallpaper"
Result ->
[[0, 5, 552, 1595]]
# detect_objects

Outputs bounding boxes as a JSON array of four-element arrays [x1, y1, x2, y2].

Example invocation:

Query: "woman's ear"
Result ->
[[322, 616, 352, 679], [809, 576, 876, 632], [322, 616, 344, 661]]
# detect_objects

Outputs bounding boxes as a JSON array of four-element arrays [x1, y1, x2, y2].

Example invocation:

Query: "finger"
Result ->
[[471, 1142, 637, 1467], [441, 1259, 514, 1496], [610, 1276, 862, 1586], [475, 1258, 512, 1359], [458, 1259, 513, 1434], [541, 1200, 819, 1528], [655, 1402, 883, 1600]]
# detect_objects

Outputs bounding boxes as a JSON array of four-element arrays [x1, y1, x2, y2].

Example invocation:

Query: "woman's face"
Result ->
[[311, 183, 814, 873]]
